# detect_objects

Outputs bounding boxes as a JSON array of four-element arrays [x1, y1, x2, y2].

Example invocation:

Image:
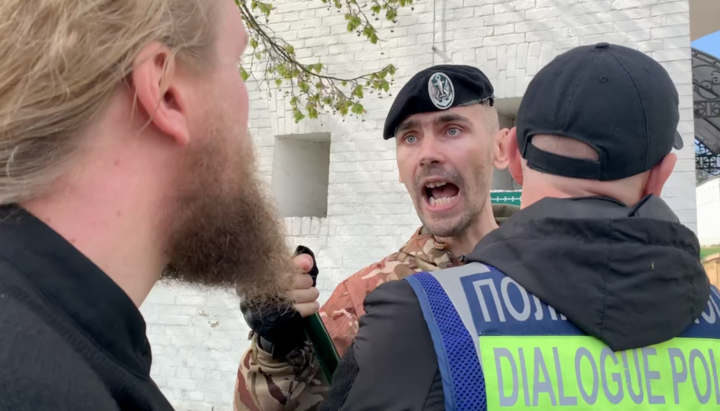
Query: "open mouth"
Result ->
[[423, 180, 460, 209]]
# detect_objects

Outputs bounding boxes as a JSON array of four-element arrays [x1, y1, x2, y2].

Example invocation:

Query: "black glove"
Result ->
[[240, 245, 319, 360]]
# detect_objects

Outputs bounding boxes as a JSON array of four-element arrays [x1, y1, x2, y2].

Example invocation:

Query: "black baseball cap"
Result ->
[[517, 42, 684, 181], [383, 64, 494, 139]]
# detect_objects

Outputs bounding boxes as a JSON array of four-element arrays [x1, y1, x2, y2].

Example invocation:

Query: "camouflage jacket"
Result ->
[[233, 204, 519, 411]]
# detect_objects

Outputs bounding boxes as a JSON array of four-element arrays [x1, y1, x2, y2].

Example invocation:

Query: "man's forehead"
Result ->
[[397, 106, 478, 129]]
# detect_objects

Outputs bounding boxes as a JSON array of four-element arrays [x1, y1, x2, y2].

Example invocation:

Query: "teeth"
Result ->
[[426, 181, 447, 188], [429, 195, 457, 206]]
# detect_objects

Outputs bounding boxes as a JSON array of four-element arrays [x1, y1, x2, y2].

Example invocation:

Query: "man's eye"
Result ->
[[404, 135, 418, 144], [447, 127, 460, 136]]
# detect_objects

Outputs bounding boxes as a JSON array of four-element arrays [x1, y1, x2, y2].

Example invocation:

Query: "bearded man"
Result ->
[[0, 1, 303, 410]]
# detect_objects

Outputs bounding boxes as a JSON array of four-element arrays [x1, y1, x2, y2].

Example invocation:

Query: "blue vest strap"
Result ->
[[406, 272, 487, 411]]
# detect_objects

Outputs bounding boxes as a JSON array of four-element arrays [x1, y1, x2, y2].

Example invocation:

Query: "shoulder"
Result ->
[[325, 249, 417, 310], [342, 249, 416, 286], [336, 229, 429, 298], [0, 291, 119, 410], [320, 252, 411, 335]]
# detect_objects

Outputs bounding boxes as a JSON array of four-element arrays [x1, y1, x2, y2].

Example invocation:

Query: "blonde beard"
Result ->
[[160, 126, 294, 307]]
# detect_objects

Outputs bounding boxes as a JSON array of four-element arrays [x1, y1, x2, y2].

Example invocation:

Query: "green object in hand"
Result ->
[[295, 245, 340, 383], [303, 313, 340, 382]]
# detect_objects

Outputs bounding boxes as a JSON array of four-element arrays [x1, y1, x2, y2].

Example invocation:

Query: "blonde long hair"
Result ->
[[0, 0, 219, 204]]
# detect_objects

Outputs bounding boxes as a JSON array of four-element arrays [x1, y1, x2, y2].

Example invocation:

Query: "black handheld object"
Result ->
[[294, 245, 340, 382]]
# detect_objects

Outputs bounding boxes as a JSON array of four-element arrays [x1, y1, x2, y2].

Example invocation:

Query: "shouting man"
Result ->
[[236, 65, 519, 411]]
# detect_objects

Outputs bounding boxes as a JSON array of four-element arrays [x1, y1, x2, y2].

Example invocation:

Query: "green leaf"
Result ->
[[371, 5, 381, 13], [308, 106, 319, 119], [347, 16, 362, 32], [387, 64, 397, 75], [240, 68, 250, 81], [341, 81, 348, 87], [299, 81, 310, 93], [257, 1, 273, 16], [294, 110, 306, 123], [352, 85, 364, 98], [351, 103, 364, 115], [386, 9, 397, 21], [313, 63, 323, 73], [337, 100, 351, 116], [250, 38, 258, 49], [285, 44, 295, 55], [275, 79, 282, 86]]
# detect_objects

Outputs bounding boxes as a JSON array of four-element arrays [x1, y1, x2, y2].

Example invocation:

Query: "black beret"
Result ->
[[382, 64, 495, 139]]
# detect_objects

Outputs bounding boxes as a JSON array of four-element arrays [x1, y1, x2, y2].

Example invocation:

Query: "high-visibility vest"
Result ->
[[405, 263, 720, 410]]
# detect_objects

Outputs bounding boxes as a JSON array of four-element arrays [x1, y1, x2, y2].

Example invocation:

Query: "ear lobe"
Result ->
[[507, 127, 524, 186], [643, 153, 677, 197], [131, 42, 190, 147]]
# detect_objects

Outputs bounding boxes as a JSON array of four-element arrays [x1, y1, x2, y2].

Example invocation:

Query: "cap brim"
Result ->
[[673, 131, 684, 150]]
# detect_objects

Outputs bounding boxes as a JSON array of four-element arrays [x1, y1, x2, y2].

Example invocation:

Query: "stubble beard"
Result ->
[[418, 195, 481, 238], [415, 162, 492, 239], [160, 126, 294, 307]]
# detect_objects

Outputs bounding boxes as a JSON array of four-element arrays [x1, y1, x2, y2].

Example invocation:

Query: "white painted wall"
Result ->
[[139, 1, 697, 409], [272, 133, 331, 217], [697, 177, 720, 246]]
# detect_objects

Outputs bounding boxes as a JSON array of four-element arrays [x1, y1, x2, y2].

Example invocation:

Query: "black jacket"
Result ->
[[321, 195, 709, 411], [0, 205, 173, 410]]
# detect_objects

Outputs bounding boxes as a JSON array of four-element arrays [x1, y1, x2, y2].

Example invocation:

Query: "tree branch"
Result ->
[[236, 0, 413, 122]]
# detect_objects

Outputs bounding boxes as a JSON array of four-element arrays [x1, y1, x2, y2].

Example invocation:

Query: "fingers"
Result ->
[[291, 254, 319, 317], [293, 254, 314, 273], [292, 284, 320, 304], [292, 276, 320, 317], [293, 272, 314, 290], [294, 300, 320, 317]]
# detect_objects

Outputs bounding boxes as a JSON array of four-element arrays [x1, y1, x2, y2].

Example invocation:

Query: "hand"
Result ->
[[239, 247, 322, 359], [291, 254, 321, 317]]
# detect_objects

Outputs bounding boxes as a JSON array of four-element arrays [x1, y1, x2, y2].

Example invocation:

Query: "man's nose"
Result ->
[[419, 136, 445, 167]]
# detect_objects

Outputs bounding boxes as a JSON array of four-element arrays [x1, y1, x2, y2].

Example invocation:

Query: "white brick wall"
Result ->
[[697, 177, 720, 246], [139, 1, 696, 409]]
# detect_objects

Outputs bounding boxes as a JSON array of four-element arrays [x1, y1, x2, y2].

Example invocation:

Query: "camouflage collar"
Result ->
[[402, 203, 520, 269]]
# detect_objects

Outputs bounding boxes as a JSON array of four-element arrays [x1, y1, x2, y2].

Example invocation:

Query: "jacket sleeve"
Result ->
[[319, 281, 361, 358], [233, 280, 363, 411], [320, 280, 443, 411], [234, 333, 328, 411]]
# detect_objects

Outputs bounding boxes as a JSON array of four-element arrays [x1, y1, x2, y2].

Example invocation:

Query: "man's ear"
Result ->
[[507, 127, 524, 186], [131, 42, 190, 147], [493, 128, 511, 170], [643, 153, 677, 197]]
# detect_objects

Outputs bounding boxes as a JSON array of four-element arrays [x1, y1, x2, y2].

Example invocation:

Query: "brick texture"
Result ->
[[139, 1, 695, 409]]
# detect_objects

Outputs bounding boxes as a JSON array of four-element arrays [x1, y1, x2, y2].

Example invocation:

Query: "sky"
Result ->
[[692, 30, 720, 58]]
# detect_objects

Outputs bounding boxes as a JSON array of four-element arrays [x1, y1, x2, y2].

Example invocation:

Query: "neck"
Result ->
[[20, 154, 169, 307], [440, 200, 499, 256]]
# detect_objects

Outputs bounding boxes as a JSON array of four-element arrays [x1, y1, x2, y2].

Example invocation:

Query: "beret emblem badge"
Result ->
[[428, 72, 454, 109]]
